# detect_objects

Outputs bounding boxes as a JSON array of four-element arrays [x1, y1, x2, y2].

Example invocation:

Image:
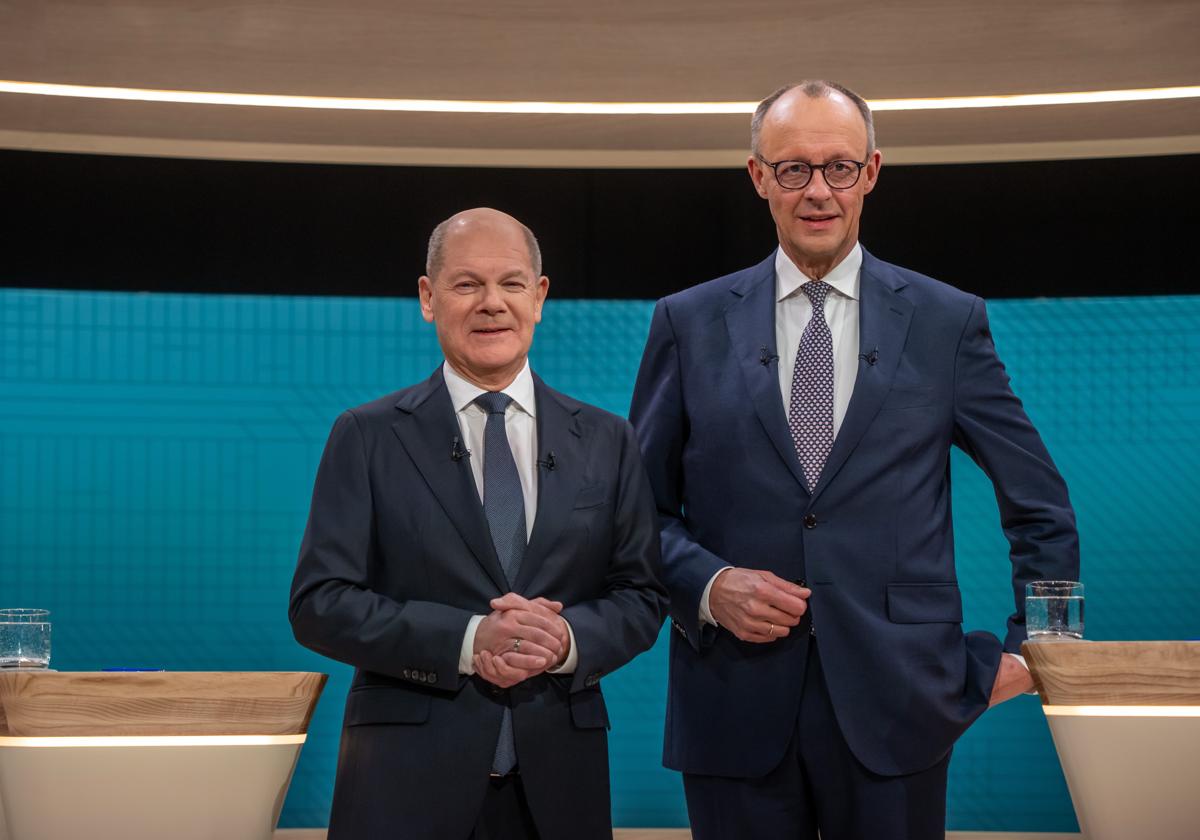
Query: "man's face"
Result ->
[[419, 214, 548, 389], [748, 91, 882, 279]]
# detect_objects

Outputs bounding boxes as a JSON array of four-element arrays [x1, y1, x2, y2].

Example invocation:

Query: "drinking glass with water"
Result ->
[[0, 609, 52, 669], [1025, 581, 1084, 640]]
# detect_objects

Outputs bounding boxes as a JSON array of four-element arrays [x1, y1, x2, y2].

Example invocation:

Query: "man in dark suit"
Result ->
[[291, 207, 667, 840], [629, 81, 1079, 839]]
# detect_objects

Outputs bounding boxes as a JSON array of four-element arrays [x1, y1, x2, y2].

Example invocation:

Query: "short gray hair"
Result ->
[[425, 215, 543, 277], [750, 80, 875, 157]]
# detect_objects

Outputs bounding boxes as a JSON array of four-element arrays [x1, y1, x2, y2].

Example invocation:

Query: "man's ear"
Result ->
[[533, 275, 549, 323], [748, 155, 770, 199], [418, 276, 436, 323], [861, 148, 883, 196]]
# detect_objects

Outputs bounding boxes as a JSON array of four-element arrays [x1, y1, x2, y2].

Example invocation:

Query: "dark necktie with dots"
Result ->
[[788, 281, 835, 492], [474, 391, 526, 776]]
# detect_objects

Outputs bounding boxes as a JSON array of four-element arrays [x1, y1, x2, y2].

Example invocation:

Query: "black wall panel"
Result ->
[[4, 150, 1196, 300]]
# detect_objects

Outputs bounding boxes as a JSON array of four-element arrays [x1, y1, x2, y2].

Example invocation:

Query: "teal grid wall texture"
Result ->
[[2, 289, 1198, 831]]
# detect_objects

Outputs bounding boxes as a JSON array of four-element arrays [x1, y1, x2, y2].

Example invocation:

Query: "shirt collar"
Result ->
[[443, 358, 537, 418], [775, 242, 862, 303]]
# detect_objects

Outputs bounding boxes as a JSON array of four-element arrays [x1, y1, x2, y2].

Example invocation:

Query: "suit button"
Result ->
[[490, 685, 503, 696], [402, 669, 411, 679], [796, 578, 807, 587], [803, 514, 817, 529], [427, 672, 437, 683]]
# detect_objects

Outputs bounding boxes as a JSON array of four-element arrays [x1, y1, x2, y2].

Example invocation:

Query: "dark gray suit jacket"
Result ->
[[290, 367, 667, 839]]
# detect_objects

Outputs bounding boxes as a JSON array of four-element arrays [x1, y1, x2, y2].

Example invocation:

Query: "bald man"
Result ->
[[291, 209, 667, 840]]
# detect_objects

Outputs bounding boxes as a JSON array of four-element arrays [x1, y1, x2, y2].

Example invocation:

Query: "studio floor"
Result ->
[[276, 831, 1081, 839]]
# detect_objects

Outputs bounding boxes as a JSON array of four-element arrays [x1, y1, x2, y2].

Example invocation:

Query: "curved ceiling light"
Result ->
[[1, 80, 1198, 114]]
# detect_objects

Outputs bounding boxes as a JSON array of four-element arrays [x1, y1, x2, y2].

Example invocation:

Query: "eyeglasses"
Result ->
[[756, 156, 866, 190]]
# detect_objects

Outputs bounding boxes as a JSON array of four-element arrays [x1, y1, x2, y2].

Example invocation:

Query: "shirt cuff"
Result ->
[[1009, 652, 1039, 695], [699, 566, 735, 626], [458, 614, 485, 675], [547, 619, 579, 674]]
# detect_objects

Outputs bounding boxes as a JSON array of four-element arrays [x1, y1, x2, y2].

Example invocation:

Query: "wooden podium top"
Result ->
[[1021, 641, 1200, 706], [0, 671, 327, 737]]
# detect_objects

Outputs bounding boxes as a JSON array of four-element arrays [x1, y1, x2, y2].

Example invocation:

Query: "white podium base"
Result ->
[[0, 736, 304, 840], [1044, 706, 1200, 840]]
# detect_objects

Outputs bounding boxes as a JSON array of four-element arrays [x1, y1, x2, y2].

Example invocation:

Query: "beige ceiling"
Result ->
[[1, 0, 1198, 167]]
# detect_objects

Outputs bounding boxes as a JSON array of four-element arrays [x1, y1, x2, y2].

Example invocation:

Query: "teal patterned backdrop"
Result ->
[[2, 289, 1198, 831]]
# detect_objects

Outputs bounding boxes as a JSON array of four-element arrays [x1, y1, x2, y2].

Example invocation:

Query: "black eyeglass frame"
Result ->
[[756, 156, 868, 191]]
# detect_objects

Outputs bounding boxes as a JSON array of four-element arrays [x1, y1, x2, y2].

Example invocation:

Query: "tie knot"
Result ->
[[801, 281, 832, 308], [475, 392, 513, 415]]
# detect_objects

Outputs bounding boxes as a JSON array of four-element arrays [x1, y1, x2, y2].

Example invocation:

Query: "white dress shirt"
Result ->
[[699, 245, 863, 626], [443, 359, 578, 674]]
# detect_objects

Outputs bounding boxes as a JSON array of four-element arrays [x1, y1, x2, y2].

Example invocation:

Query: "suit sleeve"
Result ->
[[288, 410, 473, 692], [628, 299, 726, 651], [952, 297, 1080, 653], [560, 420, 669, 693]]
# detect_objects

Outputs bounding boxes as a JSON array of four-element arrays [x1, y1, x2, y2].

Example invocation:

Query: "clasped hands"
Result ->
[[709, 568, 811, 643], [473, 593, 570, 689]]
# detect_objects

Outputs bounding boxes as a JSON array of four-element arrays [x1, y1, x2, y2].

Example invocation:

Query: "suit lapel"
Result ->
[[810, 250, 913, 505], [724, 256, 810, 493], [517, 375, 586, 591], [391, 368, 508, 594]]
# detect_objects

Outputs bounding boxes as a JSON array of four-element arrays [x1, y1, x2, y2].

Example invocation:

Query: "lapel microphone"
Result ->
[[759, 346, 779, 367], [537, 452, 557, 471], [859, 347, 879, 366], [450, 436, 471, 462]]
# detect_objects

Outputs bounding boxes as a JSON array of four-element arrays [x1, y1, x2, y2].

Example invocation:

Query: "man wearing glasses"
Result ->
[[629, 81, 1078, 839]]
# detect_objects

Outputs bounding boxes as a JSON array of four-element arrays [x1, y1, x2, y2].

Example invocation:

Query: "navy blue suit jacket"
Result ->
[[629, 250, 1079, 778], [290, 367, 667, 839]]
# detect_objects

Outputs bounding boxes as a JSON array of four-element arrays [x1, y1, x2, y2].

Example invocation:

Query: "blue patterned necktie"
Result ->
[[474, 391, 527, 775], [788, 281, 835, 492]]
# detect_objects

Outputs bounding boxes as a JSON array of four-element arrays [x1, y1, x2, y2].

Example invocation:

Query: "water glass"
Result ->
[[1025, 581, 1084, 640], [0, 608, 52, 669]]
